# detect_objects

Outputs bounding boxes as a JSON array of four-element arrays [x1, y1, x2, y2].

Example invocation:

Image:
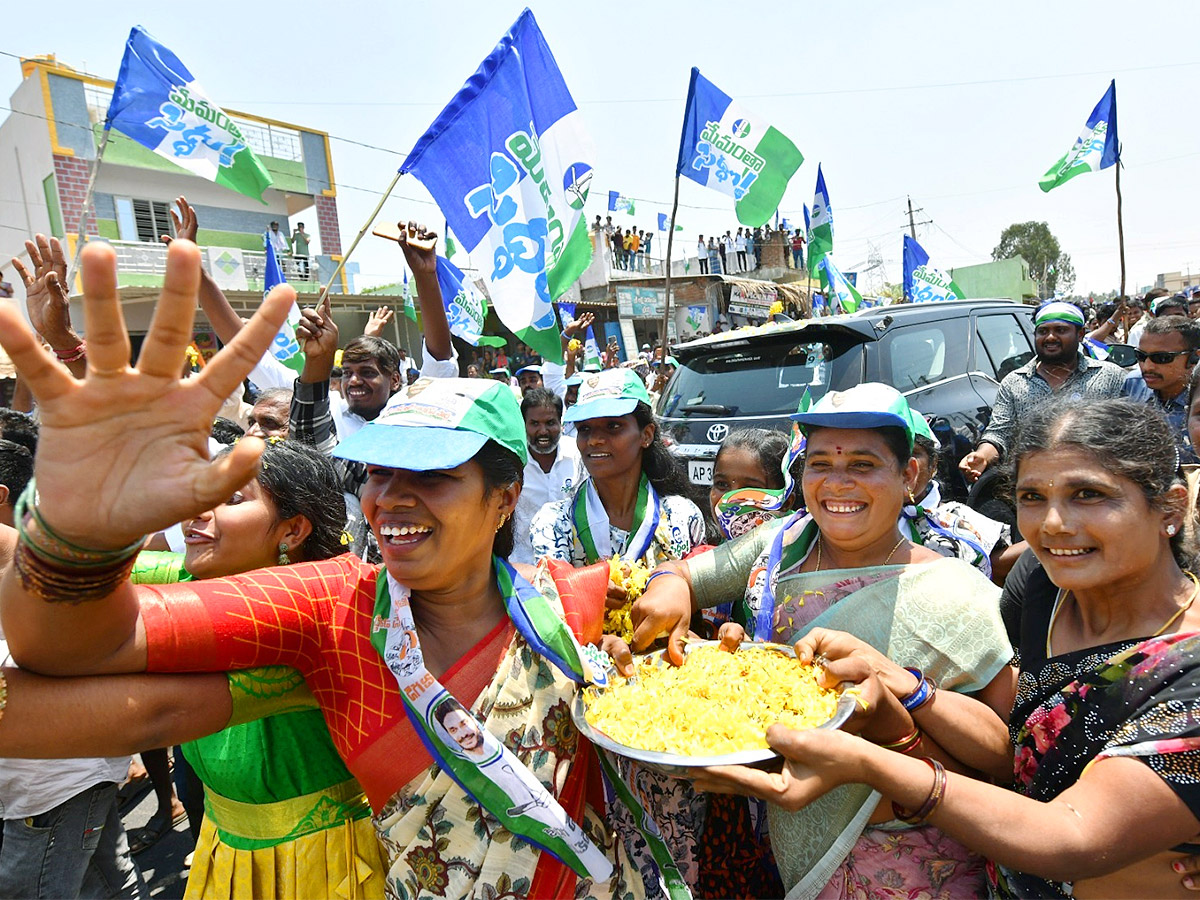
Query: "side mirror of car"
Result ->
[[1104, 344, 1138, 368]]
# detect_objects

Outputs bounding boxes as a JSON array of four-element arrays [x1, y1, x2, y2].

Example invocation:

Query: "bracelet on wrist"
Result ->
[[891, 757, 946, 825], [15, 479, 145, 570], [878, 726, 923, 754], [54, 340, 86, 364], [900, 667, 937, 712], [645, 569, 685, 590]]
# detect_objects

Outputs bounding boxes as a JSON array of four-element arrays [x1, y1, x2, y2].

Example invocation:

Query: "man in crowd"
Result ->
[[290, 222, 311, 279], [515, 364, 544, 395], [1137, 316, 1200, 464], [245, 387, 292, 439], [510, 388, 583, 565], [697, 236, 709, 274], [267, 220, 289, 258], [960, 301, 1127, 482]]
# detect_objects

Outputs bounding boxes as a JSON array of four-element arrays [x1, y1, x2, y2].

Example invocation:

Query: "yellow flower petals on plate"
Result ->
[[584, 645, 838, 757], [604, 558, 652, 642]]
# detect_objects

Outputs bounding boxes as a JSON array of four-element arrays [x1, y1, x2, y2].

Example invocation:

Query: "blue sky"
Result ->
[[5, 1, 1199, 294]]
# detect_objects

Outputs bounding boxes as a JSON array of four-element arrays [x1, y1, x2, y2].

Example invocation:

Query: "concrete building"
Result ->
[[0, 55, 423, 350], [949, 257, 1038, 303]]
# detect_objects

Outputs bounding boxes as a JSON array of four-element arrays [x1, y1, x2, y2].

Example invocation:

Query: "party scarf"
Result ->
[[370, 559, 689, 894], [572, 474, 660, 563], [900, 481, 992, 577]]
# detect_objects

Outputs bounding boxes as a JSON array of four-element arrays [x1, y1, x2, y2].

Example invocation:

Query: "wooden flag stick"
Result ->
[[658, 174, 682, 359], [318, 169, 403, 303]]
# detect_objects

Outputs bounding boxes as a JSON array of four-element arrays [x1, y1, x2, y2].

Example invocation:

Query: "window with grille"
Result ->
[[130, 199, 173, 243]]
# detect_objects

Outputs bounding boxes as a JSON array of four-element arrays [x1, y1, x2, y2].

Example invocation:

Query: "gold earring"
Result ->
[[907, 489, 916, 504], [278, 542, 290, 565], [496, 513, 509, 532]]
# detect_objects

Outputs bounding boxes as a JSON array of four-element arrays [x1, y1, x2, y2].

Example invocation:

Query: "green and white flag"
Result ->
[[1039, 80, 1119, 193], [105, 27, 272, 202], [677, 68, 804, 228], [807, 165, 833, 286], [402, 270, 417, 322], [819, 254, 862, 314], [584, 325, 603, 369]]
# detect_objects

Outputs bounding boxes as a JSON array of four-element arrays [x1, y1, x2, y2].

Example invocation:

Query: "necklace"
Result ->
[[1046, 571, 1200, 657], [812, 535, 906, 573]]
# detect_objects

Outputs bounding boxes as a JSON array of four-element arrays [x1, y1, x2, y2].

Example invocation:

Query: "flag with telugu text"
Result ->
[[608, 191, 635, 216], [105, 26, 272, 202], [676, 68, 803, 228], [1039, 80, 1119, 193], [400, 10, 594, 363], [434, 256, 488, 345], [902, 235, 964, 303]]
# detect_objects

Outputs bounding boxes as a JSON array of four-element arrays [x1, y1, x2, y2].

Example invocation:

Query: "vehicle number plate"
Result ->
[[689, 460, 714, 485]]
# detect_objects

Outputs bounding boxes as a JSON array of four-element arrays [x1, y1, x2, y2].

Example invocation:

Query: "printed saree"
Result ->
[[993, 631, 1200, 898]]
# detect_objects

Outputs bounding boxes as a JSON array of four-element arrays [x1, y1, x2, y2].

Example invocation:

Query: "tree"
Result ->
[[992, 221, 1075, 297]]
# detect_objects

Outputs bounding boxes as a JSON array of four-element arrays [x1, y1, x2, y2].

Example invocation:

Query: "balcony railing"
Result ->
[[108, 240, 319, 285]]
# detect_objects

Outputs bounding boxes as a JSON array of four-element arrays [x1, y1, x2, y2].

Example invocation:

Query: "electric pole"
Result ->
[[907, 196, 917, 240]]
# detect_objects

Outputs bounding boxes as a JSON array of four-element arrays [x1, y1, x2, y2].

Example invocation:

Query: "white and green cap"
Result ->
[[1033, 301, 1085, 328], [334, 377, 528, 469], [791, 383, 916, 451], [563, 368, 653, 423]]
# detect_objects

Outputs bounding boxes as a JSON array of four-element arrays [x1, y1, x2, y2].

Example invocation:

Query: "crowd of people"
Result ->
[[591, 215, 808, 277], [2, 194, 1200, 900]]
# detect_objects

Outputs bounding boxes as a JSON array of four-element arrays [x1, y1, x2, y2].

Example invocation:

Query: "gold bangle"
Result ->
[[879, 726, 923, 754]]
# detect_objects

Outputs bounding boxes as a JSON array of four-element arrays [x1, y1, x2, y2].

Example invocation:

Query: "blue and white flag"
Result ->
[[1040, 80, 1120, 192], [818, 255, 862, 314], [584, 326, 603, 369], [557, 302, 577, 327], [657, 212, 683, 232], [105, 27, 272, 201], [902, 235, 965, 303], [434, 256, 488, 346], [676, 68, 803, 227], [608, 191, 635, 215], [263, 234, 303, 374], [400, 10, 594, 363]]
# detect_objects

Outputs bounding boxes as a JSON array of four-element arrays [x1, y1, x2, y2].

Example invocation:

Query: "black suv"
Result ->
[[657, 299, 1036, 506]]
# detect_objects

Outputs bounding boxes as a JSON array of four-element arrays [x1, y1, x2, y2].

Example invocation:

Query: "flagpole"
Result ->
[[66, 129, 111, 283], [658, 174, 682, 355], [1115, 154, 1126, 298], [318, 169, 403, 303]]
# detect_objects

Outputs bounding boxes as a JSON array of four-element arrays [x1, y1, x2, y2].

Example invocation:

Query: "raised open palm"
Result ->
[[0, 241, 293, 549]]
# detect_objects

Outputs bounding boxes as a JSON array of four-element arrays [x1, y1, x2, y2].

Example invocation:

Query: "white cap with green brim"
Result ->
[[791, 383, 916, 451], [563, 369, 653, 423], [333, 377, 528, 469], [907, 404, 941, 450]]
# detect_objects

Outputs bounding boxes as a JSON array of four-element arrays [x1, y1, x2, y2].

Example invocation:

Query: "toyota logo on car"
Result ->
[[706, 424, 729, 443]]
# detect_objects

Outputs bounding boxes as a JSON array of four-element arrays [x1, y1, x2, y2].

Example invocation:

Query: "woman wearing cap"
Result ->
[[711, 398, 1200, 899], [529, 368, 705, 572], [632, 383, 1012, 899], [0, 242, 667, 900], [527, 368, 707, 889]]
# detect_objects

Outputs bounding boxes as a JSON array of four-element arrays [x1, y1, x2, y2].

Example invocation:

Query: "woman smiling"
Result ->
[[711, 399, 1200, 898], [632, 384, 1012, 898], [0, 242, 668, 900]]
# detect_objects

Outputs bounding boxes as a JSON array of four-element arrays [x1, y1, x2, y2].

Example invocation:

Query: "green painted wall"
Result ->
[[43, 175, 64, 238], [196, 228, 265, 252], [949, 257, 1038, 302], [95, 218, 119, 240]]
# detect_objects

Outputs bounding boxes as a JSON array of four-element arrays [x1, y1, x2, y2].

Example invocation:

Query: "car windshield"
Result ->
[[659, 337, 865, 417]]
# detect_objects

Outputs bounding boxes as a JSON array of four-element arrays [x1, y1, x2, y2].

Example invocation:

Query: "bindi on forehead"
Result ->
[[836, 446, 842, 455]]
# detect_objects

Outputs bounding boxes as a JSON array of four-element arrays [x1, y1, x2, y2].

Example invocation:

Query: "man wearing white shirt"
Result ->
[[723, 231, 737, 273], [0, 633, 142, 898], [267, 221, 289, 258], [511, 388, 583, 565]]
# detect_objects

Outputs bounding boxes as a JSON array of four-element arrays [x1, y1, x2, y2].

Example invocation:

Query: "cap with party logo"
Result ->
[[791, 383, 916, 450], [333, 377, 527, 469], [563, 368, 653, 423]]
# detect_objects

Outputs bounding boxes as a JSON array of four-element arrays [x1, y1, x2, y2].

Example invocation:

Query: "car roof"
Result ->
[[675, 299, 1029, 359]]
